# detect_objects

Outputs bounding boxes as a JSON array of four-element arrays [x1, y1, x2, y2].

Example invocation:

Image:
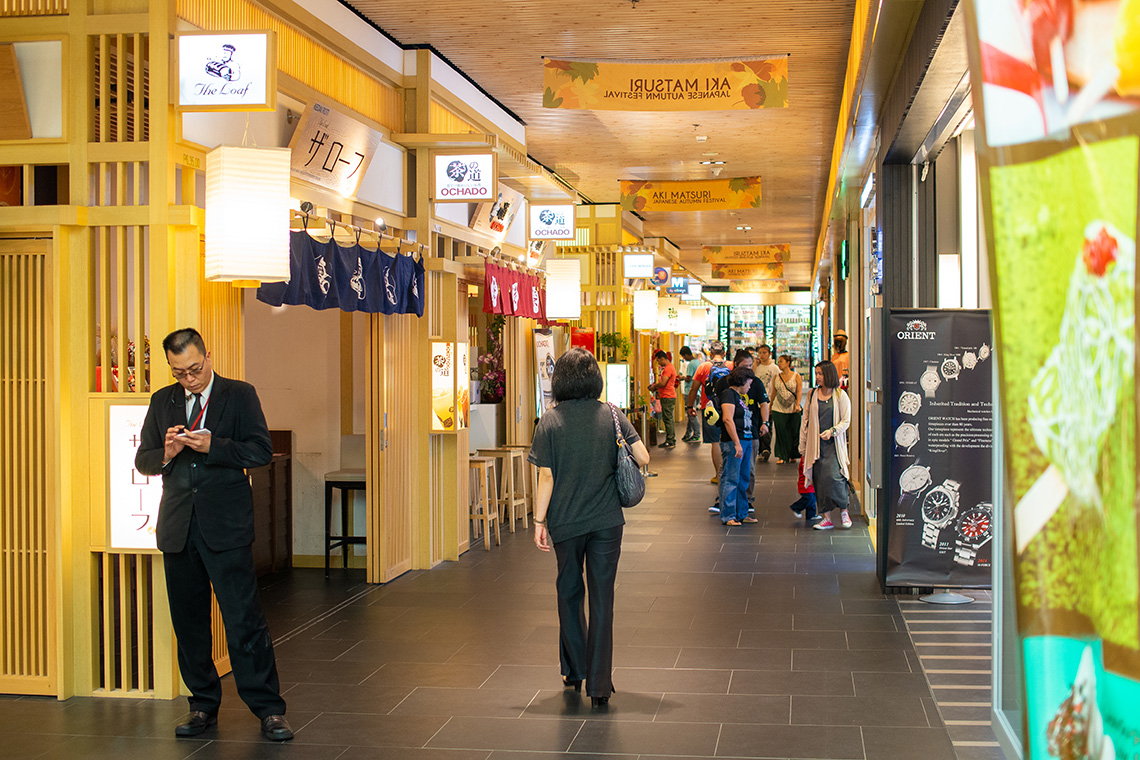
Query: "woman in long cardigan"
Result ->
[[799, 360, 852, 530]]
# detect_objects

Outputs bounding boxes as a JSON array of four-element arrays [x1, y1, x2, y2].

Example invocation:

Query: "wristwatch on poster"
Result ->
[[954, 501, 993, 566], [898, 391, 921, 416], [920, 478, 960, 549], [941, 357, 961, 381], [962, 351, 978, 370], [897, 462, 932, 509], [920, 364, 941, 398], [978, 343, 991, 362], [894, 422, 920, 452]]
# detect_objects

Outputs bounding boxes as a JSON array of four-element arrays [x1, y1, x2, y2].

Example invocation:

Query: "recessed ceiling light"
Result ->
[[695, 135, 708, 143], [699, 160, 726, 165], [736, 225, 752, 231], [702, 152, 719, 157]]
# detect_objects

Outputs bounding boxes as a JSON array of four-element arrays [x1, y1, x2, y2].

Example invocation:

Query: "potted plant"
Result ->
[[595, 331, 631, 362]]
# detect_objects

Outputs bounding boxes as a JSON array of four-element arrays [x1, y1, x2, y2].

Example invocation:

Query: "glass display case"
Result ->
[[728, 306, 765, 353], [770, 305, 814, 371]]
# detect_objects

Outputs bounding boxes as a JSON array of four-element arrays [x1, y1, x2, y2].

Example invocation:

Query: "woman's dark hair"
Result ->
[[779, 354, 795, 368], [727, 366, 755, 388], [551, 347, 604, 401], [815, 360, 840, 389], [732, 348, 752, 365]]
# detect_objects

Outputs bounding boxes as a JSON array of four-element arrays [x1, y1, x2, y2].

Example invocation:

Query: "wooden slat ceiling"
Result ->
[[346, 0, 856, 288]]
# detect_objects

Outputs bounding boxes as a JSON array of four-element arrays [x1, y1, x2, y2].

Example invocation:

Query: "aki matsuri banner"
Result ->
[[542, 55, 788, 112], [963, 1, 1140, 756], [710, 262, 784, 280], [702, 244, 790, 264], [256, 231, 424, 316], [885, 309, 994, 589], [620, 176, 761, 213]]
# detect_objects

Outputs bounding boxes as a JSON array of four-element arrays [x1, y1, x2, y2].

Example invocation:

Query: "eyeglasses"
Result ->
[[171, 362, 205, 380]]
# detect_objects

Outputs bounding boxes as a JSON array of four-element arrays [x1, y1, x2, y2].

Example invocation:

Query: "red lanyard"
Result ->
[[188, 395, 210, 430]]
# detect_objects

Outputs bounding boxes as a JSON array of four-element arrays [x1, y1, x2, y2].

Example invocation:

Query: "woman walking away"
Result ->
[[770, 354, 803, 464], [799, 360, 853, 530], [718, 366, 758, 526], [529, 348, 651, 707]]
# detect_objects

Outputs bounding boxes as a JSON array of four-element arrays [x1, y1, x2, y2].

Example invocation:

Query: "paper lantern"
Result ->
[[657, 297, 684, 333], [545, 258, 582, 319], [633, 289, 658, 331], [688, 307, 708, 336], [205, 146, 292, 283]]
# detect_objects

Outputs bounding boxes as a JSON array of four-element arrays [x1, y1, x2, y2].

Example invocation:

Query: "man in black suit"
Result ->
[[135, 328, 292, 742]]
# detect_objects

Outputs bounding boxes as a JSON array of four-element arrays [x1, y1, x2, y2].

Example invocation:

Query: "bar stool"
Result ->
[[324, 470, 366, 577], [502, 443, 536, 519], [468, 456, 500, 550], [477, 448, 528, 531]]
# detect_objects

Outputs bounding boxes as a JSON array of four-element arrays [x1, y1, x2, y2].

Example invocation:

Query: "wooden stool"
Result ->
[[323, 469, 367, 578], [503, 443, 536, 519], [468, 456, 500, 550], [477, 448, 528, 532]]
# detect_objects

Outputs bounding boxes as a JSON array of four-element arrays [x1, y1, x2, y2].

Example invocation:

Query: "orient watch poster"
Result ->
[[885, 309, 994, 589]]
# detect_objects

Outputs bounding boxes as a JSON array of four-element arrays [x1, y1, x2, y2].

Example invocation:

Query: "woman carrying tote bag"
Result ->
[[799, 360, 853, 530], [529, 348, 651, 707]]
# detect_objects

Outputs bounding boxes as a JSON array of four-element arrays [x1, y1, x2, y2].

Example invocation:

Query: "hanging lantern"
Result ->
[[205, 145, 292, 283], [657, 297, 683, 333], [633, 289, 658, 331], [688, 306, 708, 336], [545, 258, 582, 319]]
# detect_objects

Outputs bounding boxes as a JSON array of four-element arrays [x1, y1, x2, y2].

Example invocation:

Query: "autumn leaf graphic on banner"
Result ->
[[620, 177, 762, 212], [702, 244, 790, 264], [727, 176, 763, 207], [542, 56, 789, 111]]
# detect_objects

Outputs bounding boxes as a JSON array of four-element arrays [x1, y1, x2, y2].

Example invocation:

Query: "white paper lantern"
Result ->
[[657, 297, 683, 333], [205, 146, 292, 282], [633, 289, 658, 331], [545, 258, 582, 319], [688, 307, 708, 336]]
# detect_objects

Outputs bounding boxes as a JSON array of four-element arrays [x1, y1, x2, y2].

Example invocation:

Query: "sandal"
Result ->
[[725, 519, 742, 526], [741, 517, 759, 523]]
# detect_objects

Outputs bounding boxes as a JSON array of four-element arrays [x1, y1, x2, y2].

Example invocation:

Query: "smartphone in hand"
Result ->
[[177, 428, 211, 438]]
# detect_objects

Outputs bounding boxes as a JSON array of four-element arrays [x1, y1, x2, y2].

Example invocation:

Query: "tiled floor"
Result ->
[[1, 442, 997, 759]]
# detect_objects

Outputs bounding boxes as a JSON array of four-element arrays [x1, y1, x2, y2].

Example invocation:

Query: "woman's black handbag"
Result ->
[[608, 404, 645, 508]]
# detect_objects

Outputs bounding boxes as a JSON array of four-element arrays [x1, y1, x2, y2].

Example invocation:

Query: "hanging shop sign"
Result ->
[[621, 177, 761, 213], [710, 262, 784, 280], [885, 310, 994, 588], [682, 282, 703, 302], [431, 342, 458, 432], [623, 253, 655, 278], [470, 184, 524, 243], [729, 280, 789, 293], [657, 297, 686, 333], [175, 31, 277, 111], [528, 203, 577, 240], [633, 289, 658, 331], [287, 102, 382, 198], [667, 275, 688, 294], [963, 3, 1140, 755], [256, 231, 425, 316], [701, 244, 790, 264], [534, 329, 557, 416], [546, 259, 582, 320], [109, 404, 161, 551], [542, 55, 788, 112], [433, 152, 496, 202], [650, 267, 670, 286]]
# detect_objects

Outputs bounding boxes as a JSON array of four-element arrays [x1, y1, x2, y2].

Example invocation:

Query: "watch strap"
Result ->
[[922, 522, 941, 549], [954, 542, 976, 566]]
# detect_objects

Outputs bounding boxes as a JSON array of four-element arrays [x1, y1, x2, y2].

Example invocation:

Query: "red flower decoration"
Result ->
[[1082, 226, 1118, 277]]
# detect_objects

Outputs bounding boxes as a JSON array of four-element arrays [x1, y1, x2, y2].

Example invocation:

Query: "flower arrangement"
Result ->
[[478, 315, 506, 404]]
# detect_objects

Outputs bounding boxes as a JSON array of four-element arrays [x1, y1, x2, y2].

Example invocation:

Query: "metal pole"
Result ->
[[640, 404, 657, 477]]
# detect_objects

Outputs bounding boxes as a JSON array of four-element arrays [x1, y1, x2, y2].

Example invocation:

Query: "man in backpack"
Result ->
[[687, 341, 731, 484], [706, 349, 770, 515]]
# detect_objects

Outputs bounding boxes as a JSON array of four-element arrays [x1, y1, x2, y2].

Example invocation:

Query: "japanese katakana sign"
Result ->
[[109, 404, 162, 551], [288, 101, 382, 198]]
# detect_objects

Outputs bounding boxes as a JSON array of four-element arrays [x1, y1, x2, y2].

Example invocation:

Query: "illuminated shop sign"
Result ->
[[528, 204, 576, 240], [433, 153, 496, 202], [288, 102, 382, 198], [623, 253, 654, 278], [176, 31, 276, 111], [109, 404, 162, 551]]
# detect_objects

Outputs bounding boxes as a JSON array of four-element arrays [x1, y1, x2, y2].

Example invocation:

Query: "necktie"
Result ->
[[188, 393, 202, 430]]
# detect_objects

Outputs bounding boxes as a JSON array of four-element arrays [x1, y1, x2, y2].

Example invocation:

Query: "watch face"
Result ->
[[957, 506, 993, 541], [899, 392, 921, 415], [941, 358, 960, 380], [923, 490, 956, 522], [979, 343, 991, 361], [920, 370, 940, 392], [895, 423, 919, 448], [962, 351, 977, 370], [900, 465, 931, 492]]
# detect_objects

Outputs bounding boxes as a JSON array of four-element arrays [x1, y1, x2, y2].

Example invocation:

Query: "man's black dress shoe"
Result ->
[[175, 711, 217, 737], [261, 714, 294, 741]]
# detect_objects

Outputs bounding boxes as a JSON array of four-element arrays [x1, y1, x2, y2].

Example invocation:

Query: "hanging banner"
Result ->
[[885, 310, 994, 588], [702, 244, 790, 264], [483, 263, 504, 315], [534, 329, 557, 415], [710, 262, 784, 280], [542, 55, 788, 112], [256, 231, 424, 316], [470, 184, 524, 243], [288, 102, 382, 198], [729, 280, 789, 293], [621, 177, 761, 213], [175, 31, 276, 112], [963, 2, 1140, 756]]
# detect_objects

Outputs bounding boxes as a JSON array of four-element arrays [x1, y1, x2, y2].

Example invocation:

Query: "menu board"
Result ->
[[885, 309, 993, 588], [108, 404, 161, 551], [431, 342, 456, 432], [456, 342, 469, 429]]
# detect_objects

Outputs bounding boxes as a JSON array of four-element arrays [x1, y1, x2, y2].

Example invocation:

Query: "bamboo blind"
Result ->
[[429, 101, 479, 135], [91, 33, 149, 145], [0, 239, 54, 694], [0, 0, 66, 16], [177, 0, 403, 131], [93, 552, 153, 693]]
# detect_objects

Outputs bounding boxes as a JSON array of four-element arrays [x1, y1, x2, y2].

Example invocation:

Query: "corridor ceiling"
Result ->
[[347, 0, 858, 290]]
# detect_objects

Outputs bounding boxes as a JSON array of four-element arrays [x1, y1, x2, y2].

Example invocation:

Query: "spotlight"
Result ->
[[374, 216, 387, 233]]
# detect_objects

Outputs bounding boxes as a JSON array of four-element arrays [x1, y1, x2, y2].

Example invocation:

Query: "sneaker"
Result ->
[[710, 476, 719, 484], [790, 508, 805, 519], [807, 515, 823, 527], [760, 450, 770, 462], [748, 505, 755, 513], [708, 505, 721, 514], [813, 516, 835, 530], [840, 510, 853, 528], [660, 442, 676, 449]]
